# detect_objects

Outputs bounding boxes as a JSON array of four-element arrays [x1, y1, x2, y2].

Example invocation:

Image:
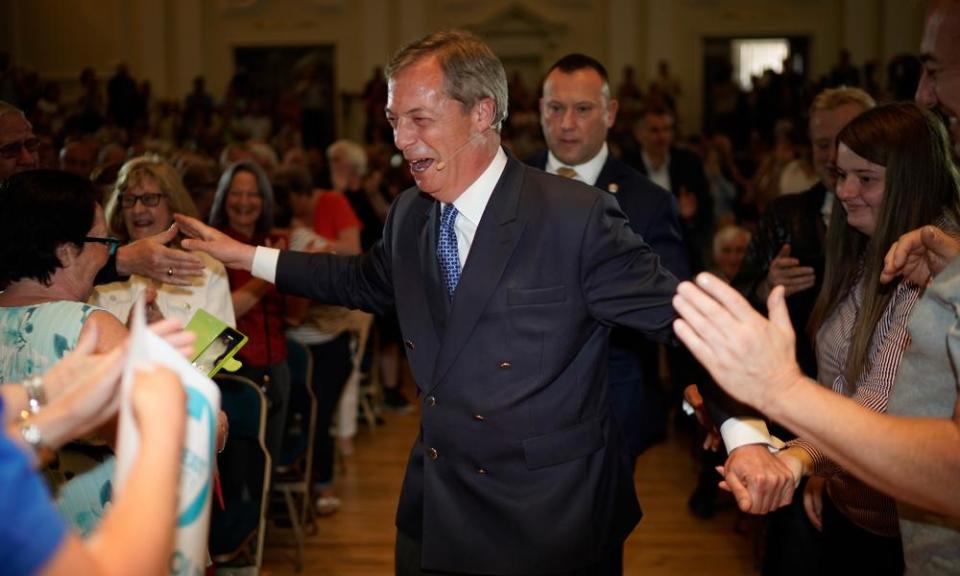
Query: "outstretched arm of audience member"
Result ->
[[175, 214, 258, 272], [115, 223, 205, 286], [881, 224, 960, 286], [40, 366, 186, 576], [673, 272, 960, 518]]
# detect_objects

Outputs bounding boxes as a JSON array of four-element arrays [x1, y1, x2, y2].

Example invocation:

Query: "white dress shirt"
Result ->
[[544, 143, 608, 187], [641, 150, 671, 192], [252, 147, 509, 281]]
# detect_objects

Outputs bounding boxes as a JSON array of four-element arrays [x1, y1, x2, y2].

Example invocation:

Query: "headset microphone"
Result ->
[[435, 124, 492, 171]]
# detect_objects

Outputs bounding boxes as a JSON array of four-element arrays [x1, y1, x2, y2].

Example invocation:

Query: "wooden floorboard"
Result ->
[[262, 409, 758, 576]]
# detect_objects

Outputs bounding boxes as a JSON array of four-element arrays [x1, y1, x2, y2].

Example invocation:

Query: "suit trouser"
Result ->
[[396, 530, 623, 576]]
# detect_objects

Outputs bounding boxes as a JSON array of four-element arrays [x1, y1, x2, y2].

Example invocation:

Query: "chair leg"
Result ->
[[281, 487, 304, 572]]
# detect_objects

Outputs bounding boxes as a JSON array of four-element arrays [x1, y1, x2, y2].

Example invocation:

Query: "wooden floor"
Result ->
[[262, 409, 759, 576]]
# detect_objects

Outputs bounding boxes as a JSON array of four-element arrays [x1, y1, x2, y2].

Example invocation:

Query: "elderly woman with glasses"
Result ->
[[0, 170, 127, 382], [92, 156, 236, 328]]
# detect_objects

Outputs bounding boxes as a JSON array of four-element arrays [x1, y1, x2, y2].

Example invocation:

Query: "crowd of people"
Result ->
[[0, 0, 959, 574]]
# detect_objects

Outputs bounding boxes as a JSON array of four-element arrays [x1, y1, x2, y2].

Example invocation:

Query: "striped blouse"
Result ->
[[788, 275, 920, 537]]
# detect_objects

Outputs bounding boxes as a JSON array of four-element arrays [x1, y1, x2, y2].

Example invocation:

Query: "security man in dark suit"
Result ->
[[527, 54, 689, 463], [177, 31, 678, 576]]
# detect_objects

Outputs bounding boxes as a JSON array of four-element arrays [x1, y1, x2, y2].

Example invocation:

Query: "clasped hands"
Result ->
[[673, 225, 960, 517]]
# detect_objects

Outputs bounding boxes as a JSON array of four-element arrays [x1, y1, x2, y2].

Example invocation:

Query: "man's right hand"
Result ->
[[760, 244, 816, 299], [174, 214, 258, 271], [881, 225, 960, 286], [718, 444, 798, 515]]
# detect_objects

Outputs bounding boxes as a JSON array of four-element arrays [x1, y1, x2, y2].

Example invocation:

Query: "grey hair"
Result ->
[[385, 29, 509, 131], [0, 100, 26, 121], [327, 139, 368, 176]]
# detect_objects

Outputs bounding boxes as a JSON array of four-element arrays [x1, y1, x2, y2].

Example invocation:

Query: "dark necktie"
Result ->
[[437, 203, 461, 299]]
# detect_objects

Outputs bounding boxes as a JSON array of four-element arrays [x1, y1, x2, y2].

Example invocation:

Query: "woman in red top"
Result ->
[[209, 160, 290, 462]]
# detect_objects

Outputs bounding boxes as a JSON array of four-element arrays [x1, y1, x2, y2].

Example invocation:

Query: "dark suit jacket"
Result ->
[[627, 146, 714, 272], [527, 150, 690, 459], [526, 150, 689, 281], [275, 151, 678, 574]]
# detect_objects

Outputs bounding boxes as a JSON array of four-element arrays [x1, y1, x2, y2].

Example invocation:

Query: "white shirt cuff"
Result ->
[[720, 417, 785, 453], [251, 246, 280, 284]]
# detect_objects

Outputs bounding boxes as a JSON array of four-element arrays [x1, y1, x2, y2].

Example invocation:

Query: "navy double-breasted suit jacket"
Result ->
[[275, 150, 678, 574]]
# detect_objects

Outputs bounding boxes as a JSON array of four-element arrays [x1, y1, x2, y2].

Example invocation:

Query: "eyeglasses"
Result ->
[[83, 236, 121, 256], [120, 193, 164, 208], [0, 137, 40, 160]]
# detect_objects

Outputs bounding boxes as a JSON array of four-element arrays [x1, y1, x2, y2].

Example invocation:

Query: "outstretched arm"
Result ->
[[881, 224, 960, 286], [674, 273, 960, 517], [40, 366, 186, 576], [115, 224, 205, 286]]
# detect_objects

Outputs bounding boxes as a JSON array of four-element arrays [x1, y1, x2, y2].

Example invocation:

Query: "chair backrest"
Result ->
[[280, 337, 317, 481], [210, 374, 271, 569]]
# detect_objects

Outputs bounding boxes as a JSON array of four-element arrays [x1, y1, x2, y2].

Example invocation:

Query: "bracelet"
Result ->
[[21, 376, 46, 415], [18, 414, 55, 464]]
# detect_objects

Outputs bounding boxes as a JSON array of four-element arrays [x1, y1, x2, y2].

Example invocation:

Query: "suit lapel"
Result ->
[[429, 154, 526, 391], [594, 157, 623, 195]]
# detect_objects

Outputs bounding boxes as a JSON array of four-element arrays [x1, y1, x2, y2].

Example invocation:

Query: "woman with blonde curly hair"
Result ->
[[92, 155, 236, 327]]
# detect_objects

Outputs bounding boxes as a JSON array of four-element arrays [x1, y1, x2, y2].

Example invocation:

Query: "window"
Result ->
[[731, 39, 790, 89]]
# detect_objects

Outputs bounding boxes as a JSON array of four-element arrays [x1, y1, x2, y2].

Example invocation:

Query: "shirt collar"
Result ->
[[545, 143, 609, 186], [642, 149, 670, 174], [447, 146, 508, 226]]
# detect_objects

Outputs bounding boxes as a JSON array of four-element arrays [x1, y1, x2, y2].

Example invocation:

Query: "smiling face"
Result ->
[[122, 175, 172, 241], [540, 67, 617, 166], [386, 57, 492, 204], [225, 170, 263, 236], [917, 4, 960, 158], [835, 142, 886, 237]]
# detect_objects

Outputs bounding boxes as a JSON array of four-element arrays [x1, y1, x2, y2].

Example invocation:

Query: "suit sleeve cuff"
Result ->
[[720, 417, 784, 453], [252, 246, 280, 284]]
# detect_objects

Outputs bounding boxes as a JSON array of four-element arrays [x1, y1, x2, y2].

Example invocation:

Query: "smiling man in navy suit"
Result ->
[[528, 54, 689, 465], [177, 31, 678, 576]]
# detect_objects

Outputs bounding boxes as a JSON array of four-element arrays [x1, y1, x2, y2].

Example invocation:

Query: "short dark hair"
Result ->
[[0, 170, 100, 289], [546, 53, 610, 84]]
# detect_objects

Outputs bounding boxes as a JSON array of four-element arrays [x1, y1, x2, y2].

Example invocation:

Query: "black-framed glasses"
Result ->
[[0, 137, 40, 160], [84, 236, 121, 256], [120, 193, 164, 208]]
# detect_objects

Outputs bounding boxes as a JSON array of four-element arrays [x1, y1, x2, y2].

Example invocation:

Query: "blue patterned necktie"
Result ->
[[437, 203, 461, 299]]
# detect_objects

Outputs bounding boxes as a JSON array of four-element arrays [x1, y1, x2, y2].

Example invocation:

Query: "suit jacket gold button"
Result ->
[[477, 467, 487, 475], [498, 361, 511, 369], [425, 396, 437, 407], [427, 447, 439, 460], [473, 414, 485, 422]]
